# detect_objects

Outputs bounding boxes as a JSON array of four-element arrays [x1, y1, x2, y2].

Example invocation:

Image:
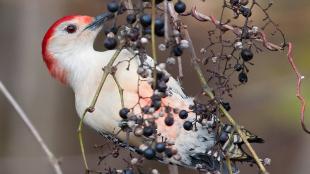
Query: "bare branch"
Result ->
[[0, 81, 63, 174]]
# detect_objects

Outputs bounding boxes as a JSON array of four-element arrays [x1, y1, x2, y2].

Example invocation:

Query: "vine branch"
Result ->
[[287, 42, 309, 134], [167, 2, 268, 173], [78, 46, 124, 170]]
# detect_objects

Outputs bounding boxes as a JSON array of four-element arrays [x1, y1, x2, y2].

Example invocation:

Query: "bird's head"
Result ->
[[42, 14, 109, 84]]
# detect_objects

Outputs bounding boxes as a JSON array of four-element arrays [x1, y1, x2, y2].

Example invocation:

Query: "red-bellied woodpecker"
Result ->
[[42, 14, 255, 173]]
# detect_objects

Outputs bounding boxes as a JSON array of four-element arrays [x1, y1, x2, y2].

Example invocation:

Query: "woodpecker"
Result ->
[[42, 14, 259, 173]]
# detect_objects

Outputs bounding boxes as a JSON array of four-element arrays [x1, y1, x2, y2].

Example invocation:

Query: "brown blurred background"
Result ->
[[0, 0, 310, 173]]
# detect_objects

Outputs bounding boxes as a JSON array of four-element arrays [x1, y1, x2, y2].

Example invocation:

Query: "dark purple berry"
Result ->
[[155, 28, 165, 37], [119, 108, 130, 119], [238, 72, 248, 83], [126, 14, 136, 24], [230, 0, 239, 6], [219, 131, 229, 144], [157, 81, 167, 92], [155, 142, 166, 153], [143, 126, 154, 137], [104, 37, 117, 50], [151, 100, 161, 110], [155, 18, 164, 30], [239, 6, 252, 17], [128, 28, 139, 41], [165, 148, 173, 158], [222, 102, 231, 111], [143, 27, 151, 35], [165, 116, 174, 126], [241, 48, 253, 61], [234, 64, 243, 71], [183, 121, 193, 131], [107, 1, 119, 13], [140, 14, 152, 27], [144, 147, 156, 160], [174, 1, 186, 14], [179, 110, 188, 119], [123, 169, 134, 174], [151, 94, 161, 102], [173, 45, 183, 56]]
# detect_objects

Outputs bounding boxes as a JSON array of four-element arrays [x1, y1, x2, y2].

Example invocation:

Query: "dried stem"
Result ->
[[167, 2, 268, 173], [182, 6, 284, 51], [112, 74, 125, 108], [226, 157, 233, 174], [0, 81, 63, 174], [287, 42, 309, 134], [78, 47, 124, 170], [151, 0, 158, 87]]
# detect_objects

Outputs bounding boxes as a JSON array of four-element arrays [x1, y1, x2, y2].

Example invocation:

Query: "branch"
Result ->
[[78, 46, 124, 170], [167, 2, 268, 173], [287, 42, 309, 134], [181, 6, 284, 51], [0, 81, 63, 174]]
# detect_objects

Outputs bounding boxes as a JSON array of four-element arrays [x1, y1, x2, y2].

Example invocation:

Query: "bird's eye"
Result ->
[[65, 24, 77, 34]]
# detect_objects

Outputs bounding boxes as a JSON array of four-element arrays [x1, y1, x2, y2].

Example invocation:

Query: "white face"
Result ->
[[42, 16, 101, 84], [48, 18, 100, 55]]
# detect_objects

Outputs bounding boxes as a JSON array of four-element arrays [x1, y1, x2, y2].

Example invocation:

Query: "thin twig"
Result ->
[[226, 157, 233, 174], [167, 2, 268, 173], [78, 47, 124, 170], [181, 6, 284, 51], [287, 42, 309, 134], [151, 0, 158, 87], [0, 81, 63, 174], [112, 74, 125, 108]]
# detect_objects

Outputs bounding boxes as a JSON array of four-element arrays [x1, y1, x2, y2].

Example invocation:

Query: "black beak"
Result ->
[[84, 12, 114, 31]]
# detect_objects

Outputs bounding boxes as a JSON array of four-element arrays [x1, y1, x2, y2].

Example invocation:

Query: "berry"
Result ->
[[165, 148, 173, 158], [104, 37, 117, 50], [174, 1, 186, 14], [230, 0, 239, 6], [239, 6, 252, 17], [119, 108, 130, 119], [157, 81, 167, 93], [123, 169, 134, 174], [143, 126, 154, 137], [128, 28, 140, 41], [126, 14, 136, 24], [179, 110, 188, 119], [165, 116, 174, 126], [222, 102, 231, 111], [241, 48, 253, 61], [238, 72, 248, 83], [155, 143, 166, 153], [144, 147, 156, 160], [151, 100, 161, 110], [107, 1, 119, 13], [173, 45, 183, 56], [155, 28, 164, 37], [183, 121, 193, 131], [151, 94, 161, 102], [219, 131, 229, 144], [140, 14, 152, 27], [155, 18, 164, 30], [143, 27, 151, 35], [234, 64, 243, 71]]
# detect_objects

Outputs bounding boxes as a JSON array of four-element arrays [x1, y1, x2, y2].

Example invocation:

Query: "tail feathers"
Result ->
[[190, 153, 239, 174]]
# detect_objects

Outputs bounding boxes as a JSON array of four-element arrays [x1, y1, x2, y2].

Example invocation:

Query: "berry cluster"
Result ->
[[89, 0, 286, 173]]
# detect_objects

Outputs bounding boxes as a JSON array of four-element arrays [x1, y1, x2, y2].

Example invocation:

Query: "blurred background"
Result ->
[[0, 0, 309, 173]]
